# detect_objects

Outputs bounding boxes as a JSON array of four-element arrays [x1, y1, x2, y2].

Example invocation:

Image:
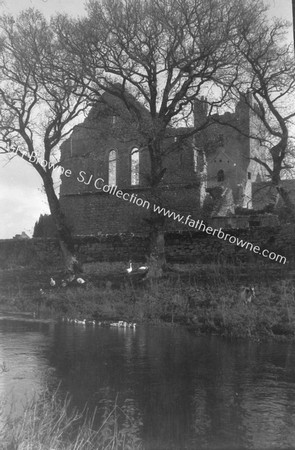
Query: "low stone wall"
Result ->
[[165, 228, 287, 264], [0, 225, 293, 269], [0, 235, 150, 268], [73, 234, 150, 263]]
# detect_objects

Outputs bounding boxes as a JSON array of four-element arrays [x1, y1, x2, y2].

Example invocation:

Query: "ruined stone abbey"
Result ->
[[59, 92, 267, 235]]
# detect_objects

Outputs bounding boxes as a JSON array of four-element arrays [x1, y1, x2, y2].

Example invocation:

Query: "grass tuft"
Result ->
[[0, 389, 143, 450]]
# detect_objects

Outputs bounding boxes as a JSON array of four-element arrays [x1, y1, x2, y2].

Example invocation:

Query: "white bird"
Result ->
[[50, 278, 56, 287], [126, 261, 133, 274], [126, 260, 149, 280]]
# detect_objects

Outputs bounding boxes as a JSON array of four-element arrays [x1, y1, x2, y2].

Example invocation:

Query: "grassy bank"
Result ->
[[0, 262, 294, 340], [0, 389, 143, 450]]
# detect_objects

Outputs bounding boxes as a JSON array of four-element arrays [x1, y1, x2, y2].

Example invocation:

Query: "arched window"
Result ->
[[131, 147, 139, 185], [108, 150, 117, 185], [217, 169, 225, 182]]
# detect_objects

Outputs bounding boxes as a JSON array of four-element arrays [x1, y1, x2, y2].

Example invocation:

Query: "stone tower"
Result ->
[[194, 93, 266, 215]]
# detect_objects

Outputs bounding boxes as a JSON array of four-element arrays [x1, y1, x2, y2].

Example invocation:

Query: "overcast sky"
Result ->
[[0, 0, 293, 239]]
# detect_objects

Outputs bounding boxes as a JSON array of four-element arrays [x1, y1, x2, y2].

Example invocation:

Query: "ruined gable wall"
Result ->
[[59, 96, 201, 235]]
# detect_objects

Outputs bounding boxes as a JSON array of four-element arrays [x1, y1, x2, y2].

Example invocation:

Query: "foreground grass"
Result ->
[[0, 262, 294, 339], [0, 389, 143, 450]]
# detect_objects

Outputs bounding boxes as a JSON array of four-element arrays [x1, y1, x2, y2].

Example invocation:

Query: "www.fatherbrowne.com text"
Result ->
[[7, 145, 286, 266], [76, 174, 286, 265], [153, 204, 286, 264]]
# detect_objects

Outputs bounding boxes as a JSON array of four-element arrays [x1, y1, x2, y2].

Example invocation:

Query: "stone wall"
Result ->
[[0, 226, 293, 269], [61, 186, 201, 235], [59, 92, 201, 236], [59, 92, 271, 237]]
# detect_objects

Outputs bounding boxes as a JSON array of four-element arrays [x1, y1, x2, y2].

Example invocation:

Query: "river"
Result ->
[[0, 312, 295, 449]]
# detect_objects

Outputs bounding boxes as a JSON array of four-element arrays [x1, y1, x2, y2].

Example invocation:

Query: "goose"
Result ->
[[75, 319, 86, 325], [240, 286, 255, 304], [77, 277, 86, 284], [66, 274, 76, 283], [50, 277, 56, 287]]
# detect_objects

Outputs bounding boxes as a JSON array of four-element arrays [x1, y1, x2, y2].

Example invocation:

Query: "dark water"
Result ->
[[0, 313, 295, 450]]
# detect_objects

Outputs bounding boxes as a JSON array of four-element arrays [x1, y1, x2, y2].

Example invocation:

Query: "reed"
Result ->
[[0, 389, 143, 450]]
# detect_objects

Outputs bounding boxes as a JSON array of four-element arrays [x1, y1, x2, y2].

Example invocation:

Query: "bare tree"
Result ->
[[217, 12, 295, 219], [53, 0, 264, 269], [0, 9, 88, 274]]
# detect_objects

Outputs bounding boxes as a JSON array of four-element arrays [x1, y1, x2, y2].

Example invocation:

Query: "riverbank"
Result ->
[[0, 262, 294, 340]]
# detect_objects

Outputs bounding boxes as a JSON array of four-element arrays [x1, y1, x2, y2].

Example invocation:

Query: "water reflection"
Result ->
[[0, 314, 295, 449], [0, 317, 57, 421]]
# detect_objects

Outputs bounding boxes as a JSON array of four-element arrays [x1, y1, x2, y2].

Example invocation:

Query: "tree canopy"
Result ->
[[0, 0, 294, 268], [0, 9, 88, 272], [213, 9, 295, 216]]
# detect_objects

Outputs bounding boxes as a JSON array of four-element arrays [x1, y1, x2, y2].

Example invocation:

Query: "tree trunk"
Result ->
[[42, 172, 82, 275], [276, 184, 295, 222], [271, 154, 295, 222], [148, 220, 166, 277], [146, 141, 167, 275]]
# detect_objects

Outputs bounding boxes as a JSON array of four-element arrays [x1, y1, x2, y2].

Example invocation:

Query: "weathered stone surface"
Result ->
[[59, 92, 266, 235], [0, 226, 293, 269]]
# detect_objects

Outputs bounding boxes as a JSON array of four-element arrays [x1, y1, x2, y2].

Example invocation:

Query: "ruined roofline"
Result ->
[[194, 91, 256, 128], [60, 90, 253, 157]]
